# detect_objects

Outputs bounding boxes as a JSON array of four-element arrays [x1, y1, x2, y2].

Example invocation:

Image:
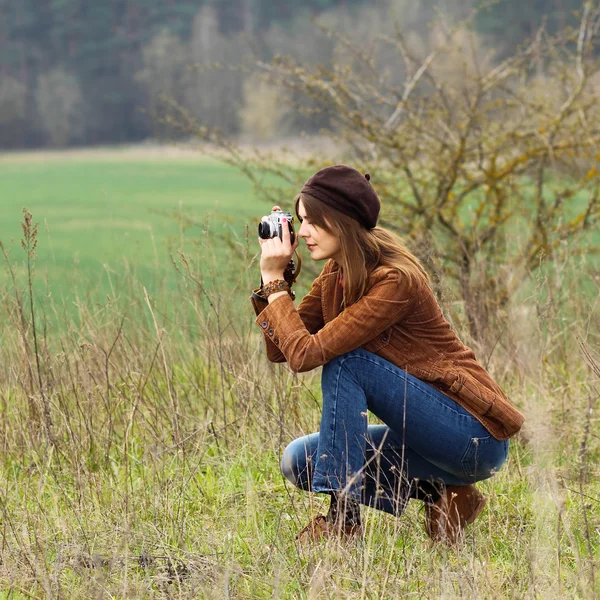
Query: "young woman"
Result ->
[[250, 165, 525, 545]]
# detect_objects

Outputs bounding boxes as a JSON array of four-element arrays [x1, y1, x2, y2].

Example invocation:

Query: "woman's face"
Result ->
[[296, 199, 342, 264]]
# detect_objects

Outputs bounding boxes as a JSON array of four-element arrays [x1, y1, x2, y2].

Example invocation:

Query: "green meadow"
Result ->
[[0, 149, 289, 312], [1, 149, 596, 312], [0, 149, 597, 598]]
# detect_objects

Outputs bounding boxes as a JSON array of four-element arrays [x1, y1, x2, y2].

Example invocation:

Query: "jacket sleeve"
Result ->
[[249, 264, 327, 364], [254, 268, 415, 373]]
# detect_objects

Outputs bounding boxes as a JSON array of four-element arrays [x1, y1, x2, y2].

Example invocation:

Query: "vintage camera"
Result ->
[[258, 207, 296, 244]]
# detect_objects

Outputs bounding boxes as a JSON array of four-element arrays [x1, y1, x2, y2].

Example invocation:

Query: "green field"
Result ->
[[0, 148, 288, 310], [0, 148, 597, 598], [1, 149, 596, 314]]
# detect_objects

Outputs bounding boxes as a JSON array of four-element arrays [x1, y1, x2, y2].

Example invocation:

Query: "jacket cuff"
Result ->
[[254, 294, 295, 350], [250, 287, 268, 316]]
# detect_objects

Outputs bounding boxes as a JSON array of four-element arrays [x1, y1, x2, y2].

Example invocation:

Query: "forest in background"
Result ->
[[0, 0, 589, 149]]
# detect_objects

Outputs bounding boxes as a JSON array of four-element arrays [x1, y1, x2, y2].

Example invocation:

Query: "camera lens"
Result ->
[[258, 221, 270, 239]]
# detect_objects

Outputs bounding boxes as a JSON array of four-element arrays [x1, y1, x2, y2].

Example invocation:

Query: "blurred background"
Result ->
[[1, 0, 596, 314], [0, 0, 589, 148]]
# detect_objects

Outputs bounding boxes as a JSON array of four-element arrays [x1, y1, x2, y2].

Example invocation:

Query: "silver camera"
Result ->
[[258, 208, 296, 244]]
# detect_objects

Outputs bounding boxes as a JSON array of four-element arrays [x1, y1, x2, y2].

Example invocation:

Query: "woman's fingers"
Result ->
[[258, 239, 281, 261], [280, 218, 291, 250], [259, 230, 289, 253]]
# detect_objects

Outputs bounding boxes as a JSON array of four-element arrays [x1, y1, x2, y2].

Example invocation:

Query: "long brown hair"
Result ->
[[295, 192, 430, 307]]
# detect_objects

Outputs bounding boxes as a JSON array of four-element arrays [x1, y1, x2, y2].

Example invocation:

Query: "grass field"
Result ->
[[0, 148, 598, 598], [0, 147, 289, 309]]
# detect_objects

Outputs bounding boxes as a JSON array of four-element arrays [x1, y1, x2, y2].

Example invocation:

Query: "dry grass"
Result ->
[[0, 210, 598, 599]]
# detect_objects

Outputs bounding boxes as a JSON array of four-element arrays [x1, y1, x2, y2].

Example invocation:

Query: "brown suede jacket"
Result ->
[[250, 259, 525, 440]]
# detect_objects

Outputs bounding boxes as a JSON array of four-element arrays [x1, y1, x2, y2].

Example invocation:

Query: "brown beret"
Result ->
[[301, 165, 380, 229]]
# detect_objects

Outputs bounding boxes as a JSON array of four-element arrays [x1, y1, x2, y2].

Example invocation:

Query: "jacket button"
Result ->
[[261, 321, 268, 329], [381, 334, 389, 343], [273, 336, 280, 345], [268, 328, 274, 336]]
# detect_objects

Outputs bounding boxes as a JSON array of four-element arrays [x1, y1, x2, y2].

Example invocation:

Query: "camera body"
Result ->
[[258, 209, 296, 244]]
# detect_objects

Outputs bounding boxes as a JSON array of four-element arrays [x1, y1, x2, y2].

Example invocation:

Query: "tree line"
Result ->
[[0, 0, 587, 149]]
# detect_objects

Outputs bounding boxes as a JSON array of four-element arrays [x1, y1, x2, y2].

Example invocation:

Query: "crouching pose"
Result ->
[[250, 165, 524, 545]]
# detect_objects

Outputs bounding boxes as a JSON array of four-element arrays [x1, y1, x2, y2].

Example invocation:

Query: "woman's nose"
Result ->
[[297, 222, 308, 238]]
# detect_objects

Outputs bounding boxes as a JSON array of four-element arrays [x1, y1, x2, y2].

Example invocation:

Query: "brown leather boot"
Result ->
[[424, 484, 487, 545], [296, 515, 362, 544]]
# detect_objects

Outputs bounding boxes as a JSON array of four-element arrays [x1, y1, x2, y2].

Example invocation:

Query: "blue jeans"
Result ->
[[281, 349, 508, 515]]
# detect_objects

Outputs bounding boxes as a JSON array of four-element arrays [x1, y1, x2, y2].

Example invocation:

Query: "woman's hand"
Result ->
[[259, 206, 299, 283]]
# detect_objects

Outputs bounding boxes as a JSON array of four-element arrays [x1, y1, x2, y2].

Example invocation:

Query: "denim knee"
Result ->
[[280, 442, 298, 486], [280, 436, 314, 490]]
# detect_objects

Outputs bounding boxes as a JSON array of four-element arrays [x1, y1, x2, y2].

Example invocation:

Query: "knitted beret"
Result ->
[[300, 164, 380, 229]]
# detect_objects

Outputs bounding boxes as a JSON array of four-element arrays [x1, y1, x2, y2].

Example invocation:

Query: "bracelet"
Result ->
[[263, 279, 294, 299], [252, 285, 295, 302]]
